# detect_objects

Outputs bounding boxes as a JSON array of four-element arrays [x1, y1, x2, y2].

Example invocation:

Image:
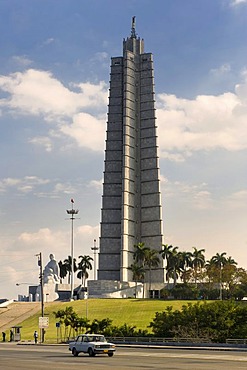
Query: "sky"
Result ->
[[0, 0, 247, 299]]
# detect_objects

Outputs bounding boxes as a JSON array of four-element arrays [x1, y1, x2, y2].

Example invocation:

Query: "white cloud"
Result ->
[[19, 227, 60, 243], [159, 151, 189, 162], [0, 223, 100, 298], [0, 263, 37, 295], [53, 182, 77, 195], [193, 190, 214, 210], [157, 76, 247, 159], [0, 227, 69, 298], [12, 55, 33, 67], [230, 0, 247, 5], [0, 176, 50, 193], [18, 225, 99, 260], [17, 228, 70, 259], [226, 189, 247, 208], [0, 69, 108, 152], [28, 136, 53, 152], [0, 69, 108, 120], [42, 38, 55, 45], [161, 178, 213, 209], [2, 178, 21, 186], [0, 177, 86, 199], [209, 63, 231, 77], [0, 69, 79, 118], [60, 112, 106, 152], [1, 68, 247, 157], [88, 179, 103, 193], [72, 81, 108, 108], [27, 181, 79, 199], [90, 51, 109, 63], [77, 224, 99, 237], [241, 68, 247, 78]]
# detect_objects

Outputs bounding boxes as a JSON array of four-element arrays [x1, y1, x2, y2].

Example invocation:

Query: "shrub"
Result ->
[[149, 300, 247, 343]]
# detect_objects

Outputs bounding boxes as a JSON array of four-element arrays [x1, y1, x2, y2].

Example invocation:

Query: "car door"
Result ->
[[82, 335, 90, 352], [75, 336, 83, 352]]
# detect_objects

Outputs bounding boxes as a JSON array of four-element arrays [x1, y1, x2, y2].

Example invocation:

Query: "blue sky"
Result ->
[[0, 0, 247, 299]]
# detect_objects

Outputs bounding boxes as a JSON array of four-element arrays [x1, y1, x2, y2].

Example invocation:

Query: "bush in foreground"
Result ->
[[149, 300, 247, 342]]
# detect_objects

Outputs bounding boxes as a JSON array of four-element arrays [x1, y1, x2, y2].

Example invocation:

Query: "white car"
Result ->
[[69, 334, 116, 357]]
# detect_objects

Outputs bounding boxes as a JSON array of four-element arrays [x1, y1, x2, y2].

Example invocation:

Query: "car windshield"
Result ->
[[87, 335, 106, 342]]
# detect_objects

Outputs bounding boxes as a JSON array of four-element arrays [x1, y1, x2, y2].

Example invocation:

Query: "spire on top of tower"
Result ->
[[131, 16, 137, 38]]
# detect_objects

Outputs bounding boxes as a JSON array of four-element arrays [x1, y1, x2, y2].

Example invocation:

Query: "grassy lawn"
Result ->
[[16, 299, 200, 342]]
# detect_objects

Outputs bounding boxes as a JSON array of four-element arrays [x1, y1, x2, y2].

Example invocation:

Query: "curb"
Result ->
[[15, 341, 247, 352]]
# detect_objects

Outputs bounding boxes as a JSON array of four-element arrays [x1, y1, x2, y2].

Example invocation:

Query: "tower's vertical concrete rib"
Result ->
[[98, 17, 164, 283]]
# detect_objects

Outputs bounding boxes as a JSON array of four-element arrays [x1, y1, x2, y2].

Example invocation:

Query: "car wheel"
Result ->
[[88, 347, 95, 357], [108, 352, 114, 357], [72, 348, 78, 357]]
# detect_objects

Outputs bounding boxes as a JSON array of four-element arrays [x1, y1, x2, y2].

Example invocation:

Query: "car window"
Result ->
[[85, 335, 106, 342]]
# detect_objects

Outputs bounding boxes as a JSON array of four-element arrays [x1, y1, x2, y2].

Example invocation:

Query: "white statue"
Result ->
[[36, 253, 59, 302], [43, 253, 60, 284]]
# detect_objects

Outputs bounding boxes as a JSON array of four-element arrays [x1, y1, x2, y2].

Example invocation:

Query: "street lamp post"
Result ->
[[91, 239, 99, 281], [66, 199, 79, 301], [36, 252, 44, 342]]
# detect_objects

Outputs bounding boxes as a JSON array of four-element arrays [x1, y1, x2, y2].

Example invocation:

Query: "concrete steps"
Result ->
[[0, 302, 41, 332]]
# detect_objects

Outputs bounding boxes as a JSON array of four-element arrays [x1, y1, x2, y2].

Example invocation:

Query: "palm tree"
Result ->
[[160, 244, 186, 285], [53, 308, 65, 340], [166, 265, 180, 287], [144, 249, 160, 293], [205, 257, 218, 286], [63, 256, 77, 284], [159, 244, 173, 264], [211, 252, 227, 269], [58, 260, 67, 283], [225, 256, 237, 266], [222, 256, 238, 297], [179, 251, 193, 283], [191, 247, 205, 286], [77, 255, 93, 288], [180, 268, 193, 284], [53, 306, 76, 341], [211, 252, 227, 299], [165, 247, 182, 287], [77, 317, 90, 334], [179, 251, 192, 270], [128, 262, 145, 297], [133, 242, 149, 265]]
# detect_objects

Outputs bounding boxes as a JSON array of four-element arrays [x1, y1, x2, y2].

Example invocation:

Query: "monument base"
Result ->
[[87, 280, 143, 298]]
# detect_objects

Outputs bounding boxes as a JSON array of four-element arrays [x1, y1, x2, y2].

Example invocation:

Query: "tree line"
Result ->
[[56, 243, 247, 300], [130, 243, 247, 300]]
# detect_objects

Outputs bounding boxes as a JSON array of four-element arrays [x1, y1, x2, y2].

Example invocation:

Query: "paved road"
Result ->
[[1, 343, 247, 369]]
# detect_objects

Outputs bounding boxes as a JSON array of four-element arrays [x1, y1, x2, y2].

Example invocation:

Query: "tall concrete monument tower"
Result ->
[[98, 17, 164, 284]]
